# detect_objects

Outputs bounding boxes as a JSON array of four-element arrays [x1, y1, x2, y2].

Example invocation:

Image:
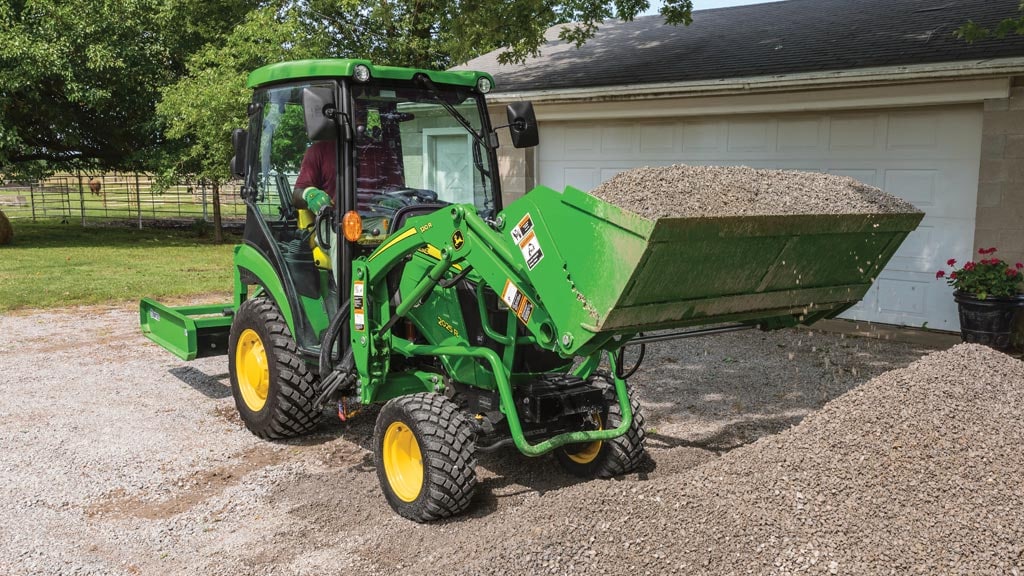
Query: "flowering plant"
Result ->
[[936, 247, 1024, 299]]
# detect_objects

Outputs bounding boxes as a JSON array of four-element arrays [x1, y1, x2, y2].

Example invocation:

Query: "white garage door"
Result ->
[[537, 105, 982, 331]]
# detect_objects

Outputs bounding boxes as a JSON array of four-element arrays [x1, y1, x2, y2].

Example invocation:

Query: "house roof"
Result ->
[[461, 0, 1024, 94]]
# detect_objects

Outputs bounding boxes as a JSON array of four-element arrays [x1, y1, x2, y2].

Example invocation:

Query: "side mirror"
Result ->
[[506, 101, 539, 148], [229, 128, 247, 179], [303, 87, 338, 142]]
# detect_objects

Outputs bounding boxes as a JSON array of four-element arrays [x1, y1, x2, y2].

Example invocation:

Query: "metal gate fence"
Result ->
[[0, 172, 247, 226]]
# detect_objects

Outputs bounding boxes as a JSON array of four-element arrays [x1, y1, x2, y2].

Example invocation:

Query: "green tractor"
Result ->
[[141, 59, 922, 521]]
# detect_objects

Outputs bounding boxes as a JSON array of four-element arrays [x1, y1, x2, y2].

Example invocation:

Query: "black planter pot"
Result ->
[[953, 292, 1024, 352]]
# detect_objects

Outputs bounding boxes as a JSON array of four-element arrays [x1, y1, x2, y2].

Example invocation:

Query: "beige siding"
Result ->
[[976, 79, 1024, 267]]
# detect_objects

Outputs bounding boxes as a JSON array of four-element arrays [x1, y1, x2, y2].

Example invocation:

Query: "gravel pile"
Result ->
[[590, 165, 921, 219], [442, 344, 1024, 576], [6, 304, 1005, 576]]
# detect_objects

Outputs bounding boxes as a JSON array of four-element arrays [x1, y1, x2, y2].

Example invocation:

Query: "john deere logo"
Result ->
[[452, 230, 465, 250]]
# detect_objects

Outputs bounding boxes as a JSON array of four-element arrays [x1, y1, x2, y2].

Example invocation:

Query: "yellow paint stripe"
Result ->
[[368, 227, 418, 262], [418, 244, 463, 271]]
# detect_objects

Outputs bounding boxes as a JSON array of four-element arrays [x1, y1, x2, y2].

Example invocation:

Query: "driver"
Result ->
[[293, 139, 337, 204], [292, 104, 402, 210]]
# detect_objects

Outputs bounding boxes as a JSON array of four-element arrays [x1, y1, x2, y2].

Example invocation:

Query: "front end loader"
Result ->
[[140, 59, 923, 522]]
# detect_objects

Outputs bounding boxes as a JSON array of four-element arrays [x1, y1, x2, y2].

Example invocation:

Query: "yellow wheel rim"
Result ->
[[383, 421, 423, 502], [565, 414, 603, 465], [235, 328, 270, 412]]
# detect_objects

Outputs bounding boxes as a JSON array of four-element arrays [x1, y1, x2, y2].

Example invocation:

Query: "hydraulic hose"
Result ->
[[615, 341, 646, 380], [318, 298, 350, 379]]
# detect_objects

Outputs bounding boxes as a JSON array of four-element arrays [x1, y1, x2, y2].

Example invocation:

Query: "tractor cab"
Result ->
[[227, 59, 536, 359]]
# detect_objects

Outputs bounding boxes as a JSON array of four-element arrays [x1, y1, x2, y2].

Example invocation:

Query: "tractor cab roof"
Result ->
[[246, 58, 495, 90]]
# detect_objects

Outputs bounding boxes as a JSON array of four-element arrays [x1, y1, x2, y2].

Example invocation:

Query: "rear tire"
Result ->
[[228, 296, 322, 439], [555, 384, 646, 478], [374, 393, 477, 522]]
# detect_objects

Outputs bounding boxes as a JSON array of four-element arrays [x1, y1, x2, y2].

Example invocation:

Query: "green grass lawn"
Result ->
[[0, 221, 241, 311]]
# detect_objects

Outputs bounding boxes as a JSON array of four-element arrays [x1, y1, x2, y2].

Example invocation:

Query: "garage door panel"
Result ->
[[682, 121, 723, 152], [883, 169, 937, 208], [640, 124, 676, 153], [727, 119, 775, 152], [538, 105, 981, 330], [601, 126, 633, 154], [564, 126, 598, 155], [889, 222, 936, 273], [777, 117, 822, 151], [877, 278, 930, 318], [886, 111, 939, 151], [828, 114, 882, 151]]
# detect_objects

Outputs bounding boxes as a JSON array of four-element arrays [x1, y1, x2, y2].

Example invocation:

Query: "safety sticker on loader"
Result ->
[[501, 279, 534, 324], [510, 213, 544, 270], [353, 281, 365, 331]]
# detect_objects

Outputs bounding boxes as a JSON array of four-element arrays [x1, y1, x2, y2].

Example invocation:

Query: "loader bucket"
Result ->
[[498, 186, 923, 356]]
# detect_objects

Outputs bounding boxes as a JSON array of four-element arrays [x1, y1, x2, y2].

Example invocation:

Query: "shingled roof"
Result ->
[[462, 0, 1024, 93]]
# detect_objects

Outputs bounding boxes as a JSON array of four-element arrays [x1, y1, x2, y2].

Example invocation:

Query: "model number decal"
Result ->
[[437, 317, 460, 338]]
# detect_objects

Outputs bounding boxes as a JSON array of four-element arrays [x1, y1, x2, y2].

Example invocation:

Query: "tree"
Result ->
[[957, 1, 1024, 41], [304, 0, 693, 68], [155, 5, 333, 241], [0, 0, 257, 179]]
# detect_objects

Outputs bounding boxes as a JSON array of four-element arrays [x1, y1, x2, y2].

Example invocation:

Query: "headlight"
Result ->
[[476, 76, 492, 94], [353, 64, 371, 83]]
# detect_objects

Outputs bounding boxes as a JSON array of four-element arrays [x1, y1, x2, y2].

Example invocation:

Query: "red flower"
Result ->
[[964, 261, 976, 271], [947, 258, 957, 266], [936, 270, 946, 279], [979, 247, 998, 255], [1009, 268, 1019, 278], [1017, 262, 1023, 270], [950, 272, 958, 280]]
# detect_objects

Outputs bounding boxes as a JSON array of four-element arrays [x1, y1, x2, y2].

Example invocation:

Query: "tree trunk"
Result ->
[[212, 181, 224, 243]]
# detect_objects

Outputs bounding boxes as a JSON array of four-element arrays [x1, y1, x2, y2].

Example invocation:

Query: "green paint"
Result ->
[[233, 243, 296, 334], [139, 300, 234, 361], [247, 58, 494, 89]]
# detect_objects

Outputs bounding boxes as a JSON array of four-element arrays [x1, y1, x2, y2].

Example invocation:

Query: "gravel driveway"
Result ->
[[0, 303, 948, 575]]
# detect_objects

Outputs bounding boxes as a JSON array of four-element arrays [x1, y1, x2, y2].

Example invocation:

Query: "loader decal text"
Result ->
[[353, 281, 365, 331], [511, 213, 544, 270], [501, 279, 534, 324]]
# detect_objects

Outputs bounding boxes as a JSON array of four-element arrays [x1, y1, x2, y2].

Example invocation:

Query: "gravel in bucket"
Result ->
[[589, 165, 922, 219]]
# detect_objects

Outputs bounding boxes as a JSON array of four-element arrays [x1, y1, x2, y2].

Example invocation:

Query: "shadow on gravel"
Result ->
[[169, 366, 231, 399], [646, 412, 805, 454]]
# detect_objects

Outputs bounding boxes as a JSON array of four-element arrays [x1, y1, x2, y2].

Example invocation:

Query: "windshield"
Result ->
[[351, 83, 497, 227]]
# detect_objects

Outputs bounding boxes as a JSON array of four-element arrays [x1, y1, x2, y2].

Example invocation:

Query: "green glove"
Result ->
[[303, 187, 332, 214]]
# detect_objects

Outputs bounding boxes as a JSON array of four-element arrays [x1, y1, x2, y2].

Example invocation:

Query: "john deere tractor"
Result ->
[[140, 59, 922, 521]]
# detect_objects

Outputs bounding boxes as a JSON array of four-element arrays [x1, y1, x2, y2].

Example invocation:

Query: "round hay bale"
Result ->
[[0, 209, 12, 245]]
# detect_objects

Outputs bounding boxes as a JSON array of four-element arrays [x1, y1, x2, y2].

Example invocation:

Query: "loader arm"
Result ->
[[349, 203, 636, 457]]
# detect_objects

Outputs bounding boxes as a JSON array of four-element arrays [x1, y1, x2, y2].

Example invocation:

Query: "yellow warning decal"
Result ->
[[500, 279, 535, 324]]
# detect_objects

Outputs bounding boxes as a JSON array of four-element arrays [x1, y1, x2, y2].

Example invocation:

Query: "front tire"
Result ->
[[555, 384, 646, 478], [228, 296, 322, 439], [374, 393, 477, 522]]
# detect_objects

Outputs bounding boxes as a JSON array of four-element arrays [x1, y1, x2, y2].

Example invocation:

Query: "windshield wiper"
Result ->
[[414, 74, 486, 147], [415, 74, 493, 182]]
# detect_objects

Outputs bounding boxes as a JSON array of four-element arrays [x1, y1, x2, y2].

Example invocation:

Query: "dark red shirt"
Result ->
[[294, 140, 337, 200]]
